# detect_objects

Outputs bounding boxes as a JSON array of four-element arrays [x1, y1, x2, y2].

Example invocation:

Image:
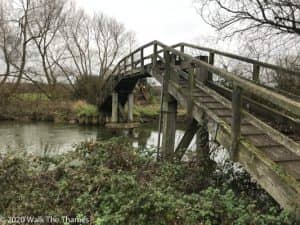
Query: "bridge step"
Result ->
[[246, 134, 282, 148], [205, 102, 229, 110], [259, 146, 300, 162], [241, 124, 265, 135], [277, 161, 300, 180], [189, 80, 300, 182]]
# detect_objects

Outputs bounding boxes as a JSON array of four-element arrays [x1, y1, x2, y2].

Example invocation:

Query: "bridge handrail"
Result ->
[[156, 41, 300, 117], [174, 42, 300, 78], [103, 40, 300, 117]]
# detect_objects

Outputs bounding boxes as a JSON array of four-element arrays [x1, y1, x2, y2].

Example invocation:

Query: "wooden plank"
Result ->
[[206, 102, 228, 110], [208, 52, 214, 81], [252, 64, 260, 83], [288, 135, 300, 141], [222, 116, 251, 125], [231, 85, 242, 161], [214, 113, 300, 217], [212, 109, 232, 117], [175, 119, 199, 160], [193, 93, 210, 97], [247, 135, 281, 148], [196, 96, 218, 103], [241, 125, 265, 135], [277, 161, 300, 180], [259, 146, 300, 162]]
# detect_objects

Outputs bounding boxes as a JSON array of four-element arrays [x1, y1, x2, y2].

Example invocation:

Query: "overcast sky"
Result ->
[[74, 0, 215, 45]]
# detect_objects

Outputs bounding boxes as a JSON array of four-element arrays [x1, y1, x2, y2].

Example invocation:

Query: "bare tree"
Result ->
[[0, 0, 13, 90], [58, 8, 136, 89], [0, 0, 43, 97], [26, 0, 66, 96], [194, 0, 300, 36], [194, 0, 300, 56], [0, 0, 136, 100]]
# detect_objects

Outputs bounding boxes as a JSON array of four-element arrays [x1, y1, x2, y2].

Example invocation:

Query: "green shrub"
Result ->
[[0, 139, 297, 225]]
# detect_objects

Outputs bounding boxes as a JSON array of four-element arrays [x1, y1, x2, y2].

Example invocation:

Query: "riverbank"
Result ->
[[0, 93, 186, 125], [0, 138, 296, 225]]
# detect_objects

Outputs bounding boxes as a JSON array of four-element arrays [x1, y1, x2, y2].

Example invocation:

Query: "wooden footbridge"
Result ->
[[99, 40, 300, 218]]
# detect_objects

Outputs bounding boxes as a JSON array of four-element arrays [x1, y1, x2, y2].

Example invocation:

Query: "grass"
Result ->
[[17, 93, 50, 102], [72, 100, 99, 117], [134, 104, 160, 118]]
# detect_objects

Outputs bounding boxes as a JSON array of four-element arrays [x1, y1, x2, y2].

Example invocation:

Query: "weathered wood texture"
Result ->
[[98, 40, 300, 219], [175, 119, 199, 160]]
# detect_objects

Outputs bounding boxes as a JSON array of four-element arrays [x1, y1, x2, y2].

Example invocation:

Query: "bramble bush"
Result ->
[[0, 138, 297, 225]]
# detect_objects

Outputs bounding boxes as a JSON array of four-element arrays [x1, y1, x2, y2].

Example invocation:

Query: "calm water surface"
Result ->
[[0, 121, 228, 162], [0, 121, 189, 156]]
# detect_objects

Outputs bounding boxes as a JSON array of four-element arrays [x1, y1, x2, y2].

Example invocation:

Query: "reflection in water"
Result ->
[[0, 121, 186, 156], [0, 121, 228, 162]]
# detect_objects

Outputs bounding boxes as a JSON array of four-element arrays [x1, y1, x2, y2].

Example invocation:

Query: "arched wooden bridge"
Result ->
[[99, 40, 300, 218]]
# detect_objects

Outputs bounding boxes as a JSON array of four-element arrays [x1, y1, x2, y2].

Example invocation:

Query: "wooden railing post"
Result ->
[[153, 43, 157, 69], [188, 68, 195, 118], [131, 54, 134, 73], [117, 64, 121, 75], [124, 57, 127, 73], [208, 52, 215, 81], [170, 54, 178, 83], [197, 56, 209, 83], [252, 64, 260, 83], [141, 48, 144, 72], [231, 84, 242, 161], [180, 45, 184, 53]]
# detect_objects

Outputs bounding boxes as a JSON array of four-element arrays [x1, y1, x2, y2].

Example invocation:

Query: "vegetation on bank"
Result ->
[[134, 104, 186, 121], [0, 93, 101, 124], [0, 138, 296, 225], [0, 91, 185, 123]]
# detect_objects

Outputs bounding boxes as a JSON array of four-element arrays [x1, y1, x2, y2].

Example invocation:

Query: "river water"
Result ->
[[0, 121, 190, 156], [0, 121, 228, 163]]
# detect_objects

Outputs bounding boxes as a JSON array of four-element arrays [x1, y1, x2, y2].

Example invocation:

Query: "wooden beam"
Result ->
[[180, 42, 300, 78], [231, 85, 242, 161], [208, 52, 214, 81], [111, 91, 118, 123], [175, 119, 199, 160], [188, 68, 195, 117], [161, 50, 177, 161], [161, 94, 177, 161], [196, 120, 210, 164], [128, 93, 134, 122], [253, 64, 260, 83], [141, 48, 144, 72]]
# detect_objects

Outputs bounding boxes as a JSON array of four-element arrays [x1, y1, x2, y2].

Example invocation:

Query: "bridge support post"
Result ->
[[111, 91, 119, 123], [196, 120, 210, 164], [128, 93, 134, 122], [161, 94, 177, 161], [196, 120, 215, 175], [159, 50, 178, 161]]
